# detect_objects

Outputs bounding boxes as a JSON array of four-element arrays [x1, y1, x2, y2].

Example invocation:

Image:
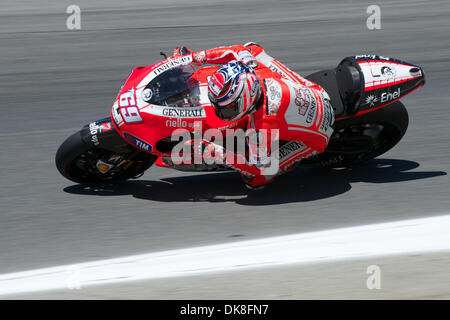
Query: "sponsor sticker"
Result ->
[[89, 122, 100, 146], [380, 65, 396, 79], [275, 141, 307, 161], [380, 87, 401, 103], [354, 54, 390, 60], [141, 88, 153, 102], [141, 105, 206, 118], [364, 88, 401, 106], [98, 122, 112, 132], [239, 50, 257, 64], [162, 107, 205, 118], [268, 64, 288, 78], [284, 83, 317, 128], [319, 99, 335, 133], [365, 94, 378, 107], [264, 78, 282, 115], [123, 132, 153, 152], [294, 87, 313, 116], [305, 100, 316, 124], [165, 118, 194, 128], [119, 89, 143, 124], [152, 56, 192, 77], [247, 73, 260, 98], [96, 160, 113, 174]]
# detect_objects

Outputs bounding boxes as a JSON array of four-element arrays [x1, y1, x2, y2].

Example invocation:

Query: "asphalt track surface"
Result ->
[[1, 0, 450, 299]]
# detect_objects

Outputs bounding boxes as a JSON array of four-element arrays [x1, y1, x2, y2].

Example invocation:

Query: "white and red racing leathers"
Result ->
[[190, 43, 335, 188]]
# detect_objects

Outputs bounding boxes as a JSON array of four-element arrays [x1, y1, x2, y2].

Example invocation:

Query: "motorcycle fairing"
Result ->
[[111, 56, 249, 156], [306, 55, 425, 119], [342, 55, 425, 115]]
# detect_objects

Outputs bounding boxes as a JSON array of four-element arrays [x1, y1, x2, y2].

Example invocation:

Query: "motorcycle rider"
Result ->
[[172, 43, 335, 189]]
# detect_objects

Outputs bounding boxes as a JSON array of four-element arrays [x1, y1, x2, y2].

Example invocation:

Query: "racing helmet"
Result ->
[[207, 60, 262, 121]]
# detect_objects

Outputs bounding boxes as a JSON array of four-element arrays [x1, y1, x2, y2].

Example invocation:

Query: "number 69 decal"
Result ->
[[119, 91, 143, 124]]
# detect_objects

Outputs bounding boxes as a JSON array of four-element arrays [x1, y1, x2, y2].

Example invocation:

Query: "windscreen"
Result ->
[[143, 64, 201, 108]]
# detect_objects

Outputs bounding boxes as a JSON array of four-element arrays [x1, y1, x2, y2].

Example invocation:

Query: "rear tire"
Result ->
[[305, 101, 409, 168]]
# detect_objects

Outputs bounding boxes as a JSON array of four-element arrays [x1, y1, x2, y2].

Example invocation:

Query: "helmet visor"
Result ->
[[213, 97, 243, 121]]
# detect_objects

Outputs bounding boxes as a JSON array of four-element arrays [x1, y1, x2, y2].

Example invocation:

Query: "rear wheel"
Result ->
[[55, 129, 157, 184], [304, 101, 409, 168]]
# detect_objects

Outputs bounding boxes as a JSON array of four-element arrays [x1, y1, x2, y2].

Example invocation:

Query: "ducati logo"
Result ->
[[142, 88, 153, 102]]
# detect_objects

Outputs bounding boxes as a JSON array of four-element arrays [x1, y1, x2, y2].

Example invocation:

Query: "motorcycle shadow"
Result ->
[[64, 158, 447, 206]]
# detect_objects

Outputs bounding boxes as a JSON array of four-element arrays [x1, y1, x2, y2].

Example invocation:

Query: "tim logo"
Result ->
[[123, 132, 153, 152]]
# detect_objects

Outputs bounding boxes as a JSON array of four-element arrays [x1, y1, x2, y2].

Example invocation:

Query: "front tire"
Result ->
[[55, 129, 157, 184]]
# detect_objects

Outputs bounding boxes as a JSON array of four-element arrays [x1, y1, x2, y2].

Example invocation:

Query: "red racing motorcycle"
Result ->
[[55, 52, 425, 184]]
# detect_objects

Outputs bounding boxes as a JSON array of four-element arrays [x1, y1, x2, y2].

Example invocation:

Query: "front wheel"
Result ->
[[55, 129, 157, 184]]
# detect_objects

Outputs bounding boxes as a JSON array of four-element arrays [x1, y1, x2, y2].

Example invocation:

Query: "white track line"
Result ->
[[1, 214, 450, 296]]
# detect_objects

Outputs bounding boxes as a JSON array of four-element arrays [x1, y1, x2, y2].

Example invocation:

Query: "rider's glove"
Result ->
[[172, 46, 207, 65], [172, 46, 193, 57], [195, 139, 215, 160], [184, 139, 221, 164]]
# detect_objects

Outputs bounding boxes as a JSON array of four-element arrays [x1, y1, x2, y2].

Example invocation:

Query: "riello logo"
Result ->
[[380, 88, 401, 103]]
